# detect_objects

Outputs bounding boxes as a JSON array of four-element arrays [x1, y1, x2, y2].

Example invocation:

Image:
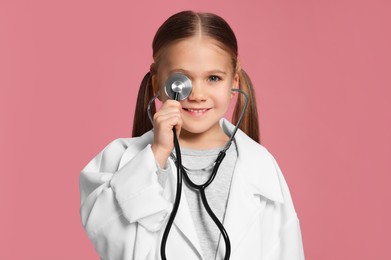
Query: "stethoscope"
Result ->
[[147, 73, 248, 260]]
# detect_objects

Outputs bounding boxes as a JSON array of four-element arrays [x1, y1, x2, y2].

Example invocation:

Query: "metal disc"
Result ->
[[164, 73, 192, 100]]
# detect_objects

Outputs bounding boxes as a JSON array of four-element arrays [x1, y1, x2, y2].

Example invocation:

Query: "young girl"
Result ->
[[79, 10, 305, 260]]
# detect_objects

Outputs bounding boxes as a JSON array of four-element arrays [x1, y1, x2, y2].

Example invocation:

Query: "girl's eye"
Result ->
[[208, 75, 221, 82]]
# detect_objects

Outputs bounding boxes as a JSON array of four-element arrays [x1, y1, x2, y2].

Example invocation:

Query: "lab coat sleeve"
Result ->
[[79, 138, 172, 258], [264, 152, 305, 260]]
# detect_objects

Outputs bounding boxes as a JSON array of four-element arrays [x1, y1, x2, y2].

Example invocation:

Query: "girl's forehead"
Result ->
[[159, 37, 233, 71]]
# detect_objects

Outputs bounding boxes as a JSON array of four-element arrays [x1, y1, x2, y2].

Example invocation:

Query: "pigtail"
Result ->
[[232, 68, 260, 143], [132, 72, 155, 137]]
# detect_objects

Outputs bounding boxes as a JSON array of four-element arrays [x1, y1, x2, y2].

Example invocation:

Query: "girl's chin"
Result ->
[[180, 122, 221, 136], [179, 127, 207, 135]]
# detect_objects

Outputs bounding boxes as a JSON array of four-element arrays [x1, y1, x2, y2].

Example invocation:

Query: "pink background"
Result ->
[[1, 0, 390, 259]]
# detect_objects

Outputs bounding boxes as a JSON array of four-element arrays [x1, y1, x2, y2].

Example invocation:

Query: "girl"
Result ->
[[79, 10, 305, 260]]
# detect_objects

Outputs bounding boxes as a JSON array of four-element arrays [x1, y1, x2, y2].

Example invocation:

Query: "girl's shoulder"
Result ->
[[105, 130, 154, 152], [101, 130, 154, 169], [88, 130, 154, 170]]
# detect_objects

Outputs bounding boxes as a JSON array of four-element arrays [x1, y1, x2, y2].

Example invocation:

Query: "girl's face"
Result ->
[[152, 36, 239, 137]]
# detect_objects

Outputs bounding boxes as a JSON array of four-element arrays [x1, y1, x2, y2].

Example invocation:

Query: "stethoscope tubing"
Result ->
[[160, 126, 183, 260], [148, 89, 248, 260], [161, 126, 231, 260]]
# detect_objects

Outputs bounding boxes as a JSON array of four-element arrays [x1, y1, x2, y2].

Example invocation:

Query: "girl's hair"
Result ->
[[132, 10, 260, 143]]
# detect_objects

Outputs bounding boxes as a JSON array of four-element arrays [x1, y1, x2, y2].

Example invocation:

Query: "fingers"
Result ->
[[153, 100, 183, 130], [152, 100, 183, 156], [154, 113, 183, 134]]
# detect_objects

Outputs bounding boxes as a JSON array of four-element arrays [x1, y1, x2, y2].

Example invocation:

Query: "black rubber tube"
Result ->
[[200, 188, 231, 260], [160, 127, 182, 260]]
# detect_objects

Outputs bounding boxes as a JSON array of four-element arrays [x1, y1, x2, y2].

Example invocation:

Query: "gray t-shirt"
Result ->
[[157, 140, 238, 260]]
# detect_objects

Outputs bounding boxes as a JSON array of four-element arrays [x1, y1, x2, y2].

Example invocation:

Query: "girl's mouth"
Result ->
[[183, 108, 211, 115]]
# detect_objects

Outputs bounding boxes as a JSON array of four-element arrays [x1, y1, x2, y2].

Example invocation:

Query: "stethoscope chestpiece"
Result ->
[[164, 73, 192, 100]]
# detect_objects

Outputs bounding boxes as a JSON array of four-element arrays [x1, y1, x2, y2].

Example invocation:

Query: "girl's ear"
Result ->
[[231, 71, 240, 99], [151, 74, 162, 101]]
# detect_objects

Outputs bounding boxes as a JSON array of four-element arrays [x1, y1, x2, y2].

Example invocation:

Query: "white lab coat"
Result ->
[[79, 118, 305, 260]]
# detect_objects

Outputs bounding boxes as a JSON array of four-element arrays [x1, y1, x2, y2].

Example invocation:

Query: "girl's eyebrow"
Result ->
[[169, 68, 227, 75]]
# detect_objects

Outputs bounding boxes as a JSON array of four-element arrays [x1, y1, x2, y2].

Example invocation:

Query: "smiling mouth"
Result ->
[[183, 108, 211, 113]]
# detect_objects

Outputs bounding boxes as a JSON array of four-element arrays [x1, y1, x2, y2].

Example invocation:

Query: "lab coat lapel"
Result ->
[[215, 119, 285, 258], [215, 152, 263, 259]]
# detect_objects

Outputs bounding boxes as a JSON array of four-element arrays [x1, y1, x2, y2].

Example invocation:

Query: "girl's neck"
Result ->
[[179, 125, 229, 150]]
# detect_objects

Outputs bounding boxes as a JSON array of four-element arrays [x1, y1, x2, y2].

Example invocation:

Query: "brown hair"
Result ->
[[132, 10, 260, 143]]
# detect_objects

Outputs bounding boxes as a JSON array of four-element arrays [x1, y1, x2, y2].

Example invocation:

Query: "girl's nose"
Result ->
[[188, 81, 207, 101]]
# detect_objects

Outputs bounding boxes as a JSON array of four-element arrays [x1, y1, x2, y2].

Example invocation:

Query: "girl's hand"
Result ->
[[151, 100, 183, 168]]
